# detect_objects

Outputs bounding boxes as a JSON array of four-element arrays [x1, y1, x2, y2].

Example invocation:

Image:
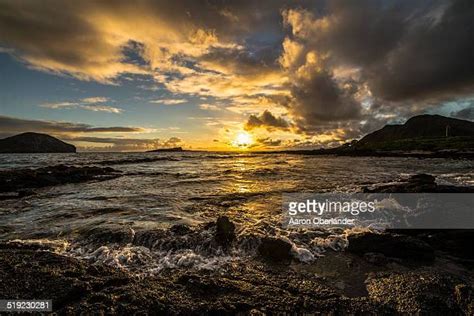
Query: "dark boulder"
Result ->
[[257, 237, 292, 262], [347, 232, 435, 262], [215, 216, 235, 246]]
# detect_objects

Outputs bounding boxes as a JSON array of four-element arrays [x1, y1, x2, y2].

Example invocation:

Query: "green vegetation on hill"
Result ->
[[354, 136, 474, 151]]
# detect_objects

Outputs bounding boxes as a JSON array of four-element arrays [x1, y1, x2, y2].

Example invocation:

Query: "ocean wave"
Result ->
[[55, 219, 365, 274]]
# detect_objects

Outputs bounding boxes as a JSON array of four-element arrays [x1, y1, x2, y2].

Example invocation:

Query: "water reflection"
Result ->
[[0, 152, 473, 242]]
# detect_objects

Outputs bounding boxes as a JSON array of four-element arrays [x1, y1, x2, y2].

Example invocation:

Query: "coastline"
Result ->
[[1, 171, 473, 314]]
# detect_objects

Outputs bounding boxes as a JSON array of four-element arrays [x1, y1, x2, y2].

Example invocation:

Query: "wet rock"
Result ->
[[257, 237, 292, 262], [0, 242, 468, 314], [363, 252, 390, 266], [366, 271, 470, 314], [347, 232, 435, 263], [387, 230, 474, 261], [408, 174, 435, 184], [170, 224, 193, 235], [132, 229, 167, 249], [215, 216, 235, 246], [422, 230, 474, 260], [0, 165, 121, 194], [363, 173, 474, 193], [454, 284, 474, 315], [80, 227, 135, 246]]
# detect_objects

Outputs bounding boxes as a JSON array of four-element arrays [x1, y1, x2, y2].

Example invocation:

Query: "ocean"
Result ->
[[1, 152, 473, 274]]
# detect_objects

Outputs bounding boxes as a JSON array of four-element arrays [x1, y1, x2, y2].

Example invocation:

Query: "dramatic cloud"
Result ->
[[277, 0, 474, 137], [1, 0, 474, 146], [245, 110, 290, 131], [0, 115, 144, 135], [282, 1, 474, 101]]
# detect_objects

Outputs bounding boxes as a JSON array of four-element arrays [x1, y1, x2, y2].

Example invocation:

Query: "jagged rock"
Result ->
[[0, 242, 388, 314], [347, 232, 435, 262], [1, 240, 471, 314], [0, 165, 121, 194], [215, 216, 235, 246], [257, 237, 292, 261], [366, 271, 471, 314], [170, 224, 193, 235], [364, 174, 474, 193]]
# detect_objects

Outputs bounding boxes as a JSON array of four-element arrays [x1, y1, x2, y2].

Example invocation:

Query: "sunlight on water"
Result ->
[[0, 152, 473, 271]]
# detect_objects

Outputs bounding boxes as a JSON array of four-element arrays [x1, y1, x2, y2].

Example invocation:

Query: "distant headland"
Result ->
[[1, 115, 473, 157], [265, 114, 474, 159], [146, 147, 184, 153], [0, 132, 76, 153]]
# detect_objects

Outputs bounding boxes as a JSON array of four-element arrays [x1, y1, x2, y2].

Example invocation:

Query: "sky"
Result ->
[[0, 0, 473, 151]]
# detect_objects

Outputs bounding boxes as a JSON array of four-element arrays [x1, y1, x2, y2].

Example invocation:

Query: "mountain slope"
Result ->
[[358, 115, 474, 145], [0, 132, 76, 153]]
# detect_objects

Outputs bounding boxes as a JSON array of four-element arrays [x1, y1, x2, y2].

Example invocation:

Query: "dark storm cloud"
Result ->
[[0, 115, 145, 135], [290, 0, 474, 101], [1, 0, 474, 143], [277, 0, 474, 138], [363, 0, 474, 101], [200, 46, 280, 76], [245, 110, 290, 131], [289, 72, 362, 123]]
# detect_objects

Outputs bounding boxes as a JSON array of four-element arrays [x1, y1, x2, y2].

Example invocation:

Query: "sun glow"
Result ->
[[232, 131, 253, 148]]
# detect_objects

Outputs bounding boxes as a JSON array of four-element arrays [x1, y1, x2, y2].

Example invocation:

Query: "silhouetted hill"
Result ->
[[147, 147, 183, 152], [358, 114, 474, 145], [0, 132, 76, 153], [265, 115, 474, 158]]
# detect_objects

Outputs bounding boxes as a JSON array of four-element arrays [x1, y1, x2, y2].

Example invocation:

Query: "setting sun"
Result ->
[[232, 131, 253, 148]]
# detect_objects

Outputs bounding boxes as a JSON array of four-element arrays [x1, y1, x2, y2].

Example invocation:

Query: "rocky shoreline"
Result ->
[[0, 165, 121, 199], [0, 172, 473, 314], [1, 221, 473, 314]]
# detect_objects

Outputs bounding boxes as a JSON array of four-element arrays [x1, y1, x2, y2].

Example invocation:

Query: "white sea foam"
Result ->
[[7, 238, 69, 253]]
